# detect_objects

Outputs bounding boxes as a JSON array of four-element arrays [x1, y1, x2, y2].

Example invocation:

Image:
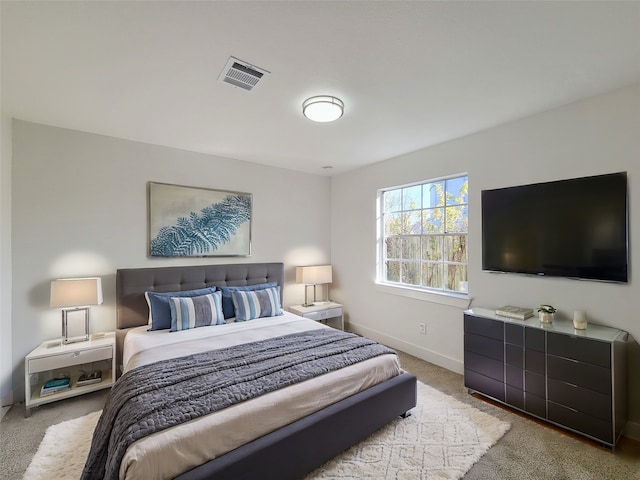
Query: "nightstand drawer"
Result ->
[[304, 307, 342, 321], [28, 346, 112, 373]]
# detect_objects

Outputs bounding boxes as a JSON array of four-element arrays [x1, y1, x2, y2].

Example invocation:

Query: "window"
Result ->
[[379, 174, 468, 294]]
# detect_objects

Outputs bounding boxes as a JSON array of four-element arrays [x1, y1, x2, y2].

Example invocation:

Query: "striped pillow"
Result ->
[[231, 287, 283, 322], [169, 291, 224, 331]]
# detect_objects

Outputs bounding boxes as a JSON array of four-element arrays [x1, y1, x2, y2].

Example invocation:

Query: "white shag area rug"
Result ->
[[24, 382, 510, 480]]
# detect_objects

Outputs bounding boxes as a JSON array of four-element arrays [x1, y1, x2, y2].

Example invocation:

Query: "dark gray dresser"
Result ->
[[464, 308, 628, 448]]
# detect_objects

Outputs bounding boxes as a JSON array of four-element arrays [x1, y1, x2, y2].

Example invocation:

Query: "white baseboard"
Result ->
[[347, 322, 463, 375], [623, 420, 640, 442]]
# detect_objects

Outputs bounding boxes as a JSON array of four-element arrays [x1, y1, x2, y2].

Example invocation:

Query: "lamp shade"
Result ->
[[50, 278, 103, 308], [296, 265, 333, 285]]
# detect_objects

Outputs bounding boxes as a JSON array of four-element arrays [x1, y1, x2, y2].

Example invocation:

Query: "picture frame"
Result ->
[[148, 182, 252, 257]]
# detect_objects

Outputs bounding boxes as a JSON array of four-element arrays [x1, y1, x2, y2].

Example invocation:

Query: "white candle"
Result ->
[[573, 310, 587, 330]]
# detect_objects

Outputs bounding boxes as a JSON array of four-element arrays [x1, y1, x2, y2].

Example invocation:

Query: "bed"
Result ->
[[85, 262, 417, 480]]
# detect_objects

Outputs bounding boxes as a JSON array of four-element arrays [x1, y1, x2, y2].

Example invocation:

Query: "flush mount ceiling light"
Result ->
[[302, 96, 344, 122]]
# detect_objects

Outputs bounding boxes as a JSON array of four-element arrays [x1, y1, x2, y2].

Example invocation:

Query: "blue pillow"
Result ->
[[169, 291, 224, 331], [145, 287, 218, 331], [218, 282, 278, 319], [231, 287, 283, 322]]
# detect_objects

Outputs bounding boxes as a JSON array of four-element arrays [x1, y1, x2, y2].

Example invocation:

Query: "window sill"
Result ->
[[375, 282, 472, 309]]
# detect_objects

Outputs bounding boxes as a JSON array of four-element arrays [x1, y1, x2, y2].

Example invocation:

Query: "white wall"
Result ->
[[0, 113, 12, 408], [331, 83, 640, 432], [10, 120, 332, 401]]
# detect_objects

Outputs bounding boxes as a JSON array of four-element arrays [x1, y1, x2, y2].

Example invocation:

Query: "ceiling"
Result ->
[[2, 1, 639, 176]]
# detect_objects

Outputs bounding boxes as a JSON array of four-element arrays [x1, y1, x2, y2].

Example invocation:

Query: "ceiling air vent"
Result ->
[[218, 57, 269, 91]]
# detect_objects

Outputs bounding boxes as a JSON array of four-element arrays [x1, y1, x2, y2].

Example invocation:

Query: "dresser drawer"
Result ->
[[464, 315, 503, 341], [547, 334, 610, 368], [28, 346, 112, 374], [547, 378, 611, 422], [525, 371, 545, 396], [547, 354, 611, 395], [524, 392, 546, 418], [506, 364, 523, 389], [525, 327, 545, 352], [506, 344, 523, 368], [525, 348, 545, 375], [465, 369, 505, 402], [505, 323, 524, 346], [548, 401, 613, 444], [464, 333, 504, 362], [465, 350, 504, 382], [506, 385, 524, 410]]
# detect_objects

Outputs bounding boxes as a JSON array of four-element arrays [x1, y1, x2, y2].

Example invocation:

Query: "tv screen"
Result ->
[[482, 172, 628, 283]]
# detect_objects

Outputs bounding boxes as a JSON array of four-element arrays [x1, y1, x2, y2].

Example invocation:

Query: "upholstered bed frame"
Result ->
[[116, 262, 417, 480]]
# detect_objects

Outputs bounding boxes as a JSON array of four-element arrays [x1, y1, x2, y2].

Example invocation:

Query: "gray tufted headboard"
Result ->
[[114, 262, 284, 373]]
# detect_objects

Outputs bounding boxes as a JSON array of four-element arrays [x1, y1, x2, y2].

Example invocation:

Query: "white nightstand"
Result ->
[[24, 333, 116, 416], [289, 302, 344, 330]]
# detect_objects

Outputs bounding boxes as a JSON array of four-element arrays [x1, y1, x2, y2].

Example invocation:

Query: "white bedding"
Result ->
[[119, 312, 402, 480]]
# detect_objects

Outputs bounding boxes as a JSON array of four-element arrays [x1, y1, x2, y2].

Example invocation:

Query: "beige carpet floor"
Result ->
[[2, 350, 639, 479]]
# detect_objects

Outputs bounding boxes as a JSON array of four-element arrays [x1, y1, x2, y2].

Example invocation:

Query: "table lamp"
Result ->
[[296, 265, 332, 306], [50, 277, 103, 344]]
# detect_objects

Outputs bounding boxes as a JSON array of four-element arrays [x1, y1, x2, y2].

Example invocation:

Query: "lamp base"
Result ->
[[62, 307, 90, 345], [63, 335, 90, 345]]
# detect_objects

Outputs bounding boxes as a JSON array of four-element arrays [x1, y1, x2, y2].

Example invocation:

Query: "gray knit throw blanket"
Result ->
[[81, 329, 396, 480]]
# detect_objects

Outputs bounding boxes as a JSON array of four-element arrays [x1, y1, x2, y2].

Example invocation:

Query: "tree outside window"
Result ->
[[380, 174, 468, 293]]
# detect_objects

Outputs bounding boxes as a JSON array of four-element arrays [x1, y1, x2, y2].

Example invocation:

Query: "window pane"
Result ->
[[445, 205, 468, 233], [446, 176, 468, 205], [384, 189, 401, 214], [401, 261, 420, 285], [386, 261, 400, 282], [385, 212, 402, 235], [385, 236, 401, 259], [446, 263, 468, 292], [422, 181, 445, 208], [404, 211, 421, 234], [422, 263, 443, 289], [401, 237, 420, 260], [402, 185, 421, 210], [422, 208, 444, 233], [422, 236, 443, 261], [445, 235, 467, 263]]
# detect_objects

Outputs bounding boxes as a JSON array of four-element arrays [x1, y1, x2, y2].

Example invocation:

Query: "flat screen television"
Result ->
[[482, 172, 628, 283]]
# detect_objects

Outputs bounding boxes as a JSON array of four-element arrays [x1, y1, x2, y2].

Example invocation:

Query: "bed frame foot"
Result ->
[[400, 410, 412, 418]]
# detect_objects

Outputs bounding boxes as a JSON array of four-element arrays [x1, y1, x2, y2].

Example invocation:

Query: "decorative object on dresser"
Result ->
[[296, 265, 333, 306], [537, 304, 557, 324], [289, 302, 344, 331], [463, 307, 627, 449], [148, 182, 252, 257], [495, 305, 533, 320], [24, 333, 116, 416], [573, 310, 588, 330], [50, 277, 103, 344]]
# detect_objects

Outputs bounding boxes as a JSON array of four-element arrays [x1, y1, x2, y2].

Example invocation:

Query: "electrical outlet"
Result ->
[[419, 323, 426, 335]]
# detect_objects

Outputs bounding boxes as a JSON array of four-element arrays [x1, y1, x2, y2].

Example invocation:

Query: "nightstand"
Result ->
[[24, 333, 116, 416], [289, 302, 344, 330]]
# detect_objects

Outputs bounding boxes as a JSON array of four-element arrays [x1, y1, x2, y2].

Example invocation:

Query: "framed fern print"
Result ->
[[148, 182, 252, 257]]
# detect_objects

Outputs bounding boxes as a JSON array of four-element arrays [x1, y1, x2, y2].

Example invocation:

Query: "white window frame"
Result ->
[[377, 173, 469, 303]]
